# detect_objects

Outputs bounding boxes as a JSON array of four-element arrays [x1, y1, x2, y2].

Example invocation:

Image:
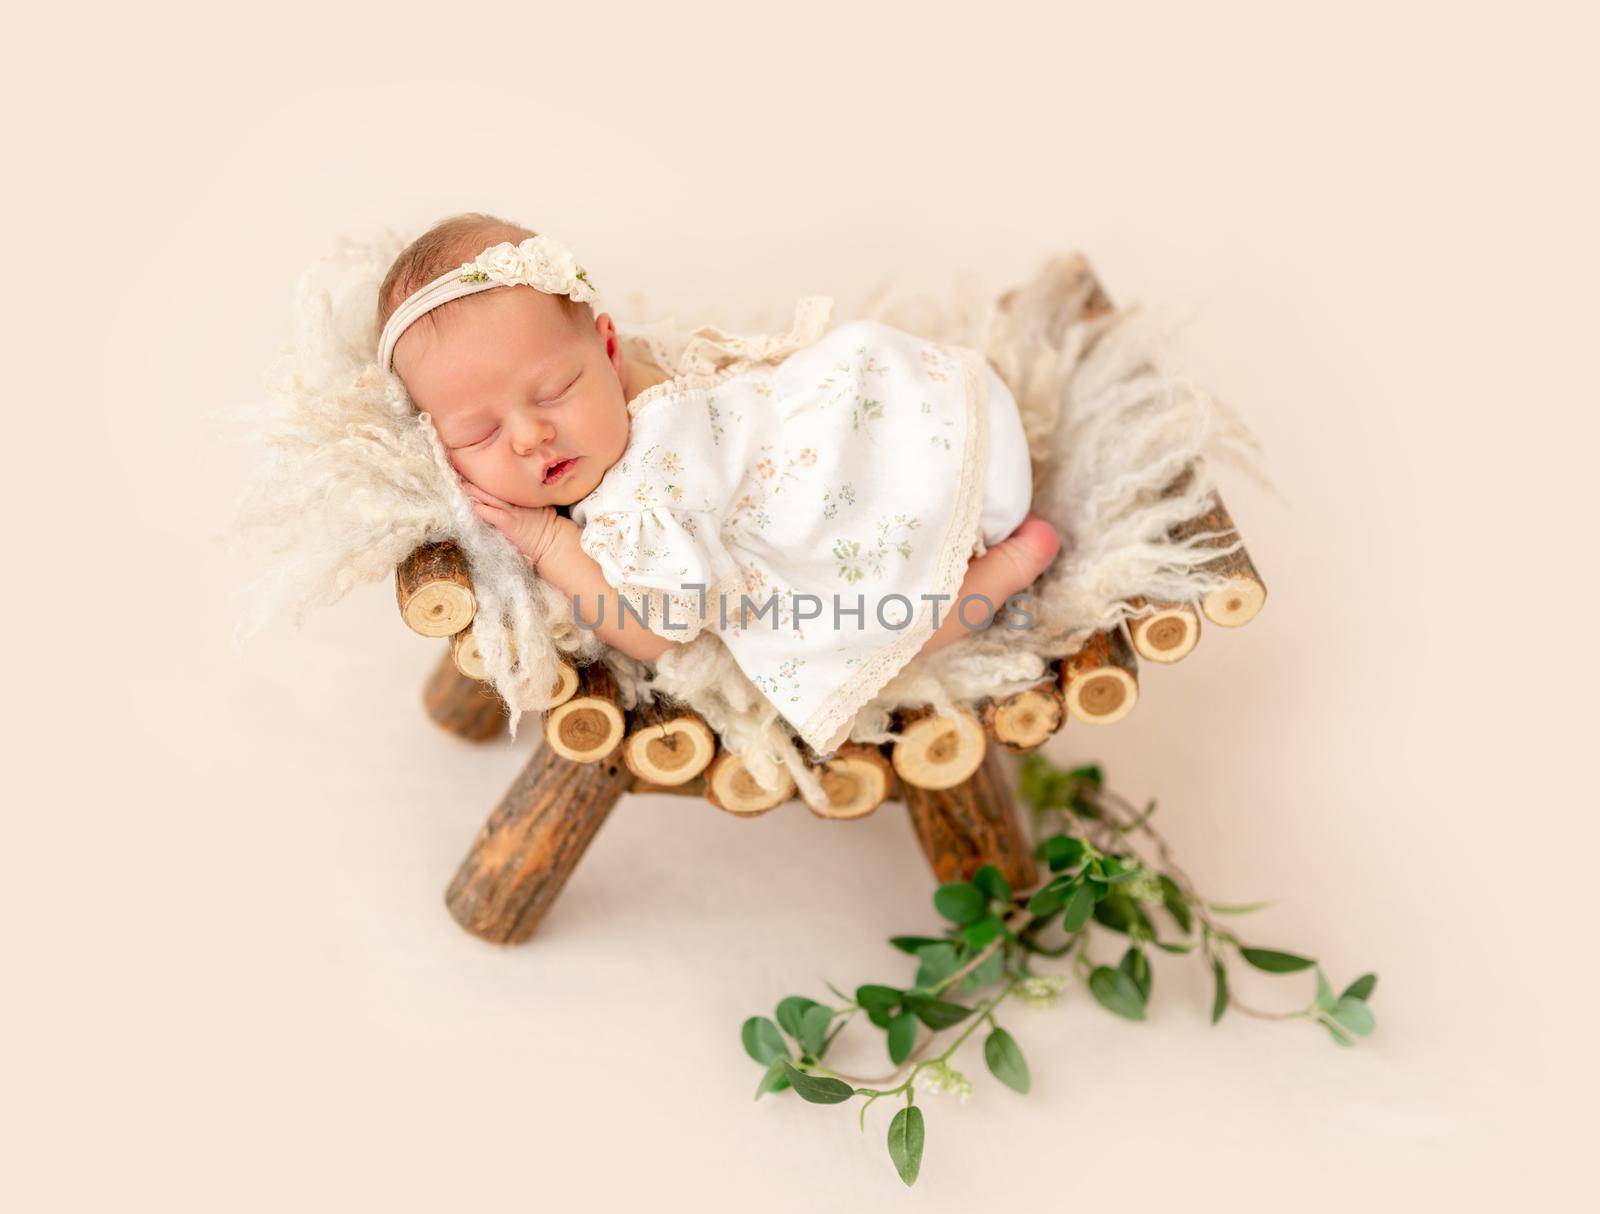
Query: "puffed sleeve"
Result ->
[[578, 506, 744, 643]]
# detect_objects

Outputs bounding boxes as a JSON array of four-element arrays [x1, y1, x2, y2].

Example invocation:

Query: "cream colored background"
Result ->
[[4, 1, 1594, 1208]]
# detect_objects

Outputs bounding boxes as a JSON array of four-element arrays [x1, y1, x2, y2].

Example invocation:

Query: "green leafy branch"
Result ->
[[739, 752, 1378, 1187]]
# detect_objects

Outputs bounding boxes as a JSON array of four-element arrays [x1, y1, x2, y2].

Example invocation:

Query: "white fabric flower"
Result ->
[[474, 242, 531, 286], [458, 235, 596, 302], [519, 236, 574, 288]]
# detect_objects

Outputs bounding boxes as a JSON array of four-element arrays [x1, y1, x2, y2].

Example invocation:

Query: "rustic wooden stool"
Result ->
[[394, 268, 1269, 945]]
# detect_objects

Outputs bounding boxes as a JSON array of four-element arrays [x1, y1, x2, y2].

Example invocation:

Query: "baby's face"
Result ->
[[393, 286, 630, 509]]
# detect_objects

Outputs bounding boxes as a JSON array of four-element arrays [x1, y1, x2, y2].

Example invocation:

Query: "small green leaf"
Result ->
[[1060, 881, 1096, 932], [904, 994, 974, 1030], [1043, 835, 1086, 872], [1323, 1019, 1355, 1047], [890, 935, 946, 956], [1239, 947, 1316, 974], [1158, 874, 1192, 934], [933, 882, 986, 925], [914, 942, 960, 989], [741, 1016, 788, 1065], [963, 915, 1002, 948], [972, 864, 1011, 902], [887, 1105, 926, 1186], [887, 1009, 918, 1064], [1088, 966, 1147, 1021], [1119, 946, 1152, 1002], [1027, 882, 1067, 916], [781, 1061, 855, 1104], [754, 1058, 789, 1099], [799, 1004, 835, 1057], [983, 1027, 1031, 1094], [1314, 968, 1336, 1013], [1341, 973, 1378, 1002], [1330, 997, 1376, 1037], [1211, 959, 1228, 1025], [1093, 893, 1153, 939], [1154, 939, 1195, 954], [775, 996, 821, 1040], [856, 984, 903, 1016], [1208, 899, 1274, 916]]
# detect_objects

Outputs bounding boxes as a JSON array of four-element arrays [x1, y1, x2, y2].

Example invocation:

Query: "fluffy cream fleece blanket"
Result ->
[[226, 231, 1274, 811]]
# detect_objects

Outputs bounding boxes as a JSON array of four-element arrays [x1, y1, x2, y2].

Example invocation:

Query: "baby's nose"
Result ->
[[509, 415, 555, 455]]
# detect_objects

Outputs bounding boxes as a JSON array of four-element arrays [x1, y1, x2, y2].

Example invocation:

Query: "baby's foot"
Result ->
[[989, 512, 1061, 590]]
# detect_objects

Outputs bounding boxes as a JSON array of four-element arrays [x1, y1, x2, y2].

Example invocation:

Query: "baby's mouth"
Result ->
[[543, 456, 578, 485]]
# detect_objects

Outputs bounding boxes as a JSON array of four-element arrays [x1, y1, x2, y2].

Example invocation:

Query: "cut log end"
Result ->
[[891, 707, 987, 790], [544, 663, 625, 762], [402, 583, 476, 638], [806, 744, 893, 820], [623, 701, 717, 786], [1061, 627, 1141, 725], [450, 624, 487, 680], [547, 660, 579, 708], [705, 752, 794, 817], [1124, 597, 1203, 664], [1201, 575, 1267, 628], [983, 669, 1065, 753], [1163, 482, 1268, 629], [396, 543, 476, 638]]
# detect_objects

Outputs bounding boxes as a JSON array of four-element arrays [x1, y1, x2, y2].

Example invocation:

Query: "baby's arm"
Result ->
[[461, 481, 678, 664], [536, 520, 678, 663]]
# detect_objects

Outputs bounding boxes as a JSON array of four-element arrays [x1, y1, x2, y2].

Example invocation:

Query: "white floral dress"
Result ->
[[570, 295, 1031, 756]]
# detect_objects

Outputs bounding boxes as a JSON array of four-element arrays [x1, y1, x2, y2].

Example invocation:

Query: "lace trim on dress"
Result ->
[[626, 295, 836, 418], [796, 343, 993, 756]]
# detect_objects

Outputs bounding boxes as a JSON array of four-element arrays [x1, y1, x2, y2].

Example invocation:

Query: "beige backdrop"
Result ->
[[5, 1, 1594, 1208]]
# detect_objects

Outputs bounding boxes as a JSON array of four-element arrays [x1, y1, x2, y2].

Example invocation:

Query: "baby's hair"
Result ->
[[375, 211, 596, 338]]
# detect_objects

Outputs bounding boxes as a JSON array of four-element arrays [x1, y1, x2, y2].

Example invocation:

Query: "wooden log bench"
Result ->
[[396, 468, 1265, 944]]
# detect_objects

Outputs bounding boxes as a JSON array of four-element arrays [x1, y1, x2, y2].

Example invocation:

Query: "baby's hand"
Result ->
[[459, 477, 562, 567]]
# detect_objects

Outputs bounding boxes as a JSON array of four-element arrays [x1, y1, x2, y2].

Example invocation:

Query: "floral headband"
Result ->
[[377, 233, 598, 371]]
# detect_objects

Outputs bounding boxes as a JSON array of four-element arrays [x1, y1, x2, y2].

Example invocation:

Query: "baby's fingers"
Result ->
[[469, 498, 511, 530], [458, 476, 513, 511]]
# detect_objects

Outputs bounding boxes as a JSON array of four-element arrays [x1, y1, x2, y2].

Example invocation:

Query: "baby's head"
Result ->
[[377, 213, 630, 510]]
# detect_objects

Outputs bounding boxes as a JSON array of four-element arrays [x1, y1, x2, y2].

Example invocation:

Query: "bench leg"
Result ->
[[444, 741, 632, 943], [900, 747, 1038, 892]]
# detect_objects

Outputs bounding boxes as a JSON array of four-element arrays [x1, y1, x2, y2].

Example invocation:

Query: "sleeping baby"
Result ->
[[377, 213, 1061, 755]]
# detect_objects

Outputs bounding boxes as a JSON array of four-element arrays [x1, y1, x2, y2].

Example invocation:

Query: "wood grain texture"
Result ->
[[982, 662, 1066, 752], [1122, 596, 1202, 663], [891, 706, 988, 790], [396, 542, 476, 637], [805, 743, 895, 819], [444, 741, 633, 944], [1060, 626, 1140, 724], [1161, 468, 1267, 628], [544, 661, 625, 762], [704, 751, 794, 816], [901, 746, 1038, 890], [622, 697, 716, 786], [422, 651, 507, 741]]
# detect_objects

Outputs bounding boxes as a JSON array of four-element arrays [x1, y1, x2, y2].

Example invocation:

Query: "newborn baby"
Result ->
[[379, 214, 1061, 753]]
